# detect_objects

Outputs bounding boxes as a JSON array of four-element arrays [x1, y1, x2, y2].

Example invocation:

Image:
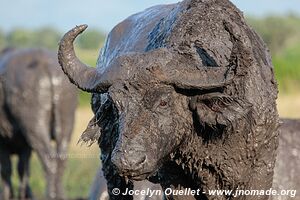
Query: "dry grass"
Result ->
[[70, 107, 99, 156], [62, 107, 100, 198], [277, 93, 300, 119]]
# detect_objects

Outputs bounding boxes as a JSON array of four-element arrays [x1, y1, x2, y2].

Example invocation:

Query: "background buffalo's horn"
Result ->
[[58, 24, 111, 93]]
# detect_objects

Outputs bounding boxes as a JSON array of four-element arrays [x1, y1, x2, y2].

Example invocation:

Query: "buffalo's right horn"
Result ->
[[142, 48, 234, 90], [58, 25, 111, 93]]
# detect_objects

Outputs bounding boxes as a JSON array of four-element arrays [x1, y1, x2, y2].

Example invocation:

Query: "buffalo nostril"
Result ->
[[123, 154, 147, 170]]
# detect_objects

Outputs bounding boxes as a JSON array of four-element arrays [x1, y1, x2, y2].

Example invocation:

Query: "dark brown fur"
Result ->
[[58, 0, 279, 199]]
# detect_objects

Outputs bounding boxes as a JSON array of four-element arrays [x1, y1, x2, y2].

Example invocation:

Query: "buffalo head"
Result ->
[[58, 25, 236, 180], [58, 1, 280, 199]]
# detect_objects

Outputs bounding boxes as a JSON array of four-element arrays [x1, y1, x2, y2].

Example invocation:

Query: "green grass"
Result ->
[[64, 155, 100, 198], [7, 153, 100, 198], [75, 48, 100, 67], [4, 155, 46, 198], [79, 91, 91, 107], [273, 45, 300, 93], [75, 48, 99, 107]]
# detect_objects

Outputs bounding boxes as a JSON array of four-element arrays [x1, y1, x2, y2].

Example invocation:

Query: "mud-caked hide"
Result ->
[[58, 0, 280, 199]]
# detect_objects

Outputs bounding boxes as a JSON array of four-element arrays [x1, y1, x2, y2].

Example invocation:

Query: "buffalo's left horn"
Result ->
[[58, 24, 111, 93]]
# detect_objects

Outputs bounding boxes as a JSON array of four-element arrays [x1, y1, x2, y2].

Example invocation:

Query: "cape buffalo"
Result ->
[[58, 0, 280, 199], [272, 119, 300, 200], [0, 48, 77, 199], [88, 119, 299, 200]]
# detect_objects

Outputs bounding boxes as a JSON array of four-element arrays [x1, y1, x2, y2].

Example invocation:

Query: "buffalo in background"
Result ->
[[0, 48, 77, 200], [273, 119, 300, 200]]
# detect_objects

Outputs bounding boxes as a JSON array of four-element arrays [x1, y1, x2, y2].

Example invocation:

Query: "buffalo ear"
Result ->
[[190, 92, 252, 129], [78, 116, 101, 146]]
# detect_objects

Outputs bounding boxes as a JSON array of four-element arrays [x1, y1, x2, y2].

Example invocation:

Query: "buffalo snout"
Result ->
[[111, 148, 150, 178]]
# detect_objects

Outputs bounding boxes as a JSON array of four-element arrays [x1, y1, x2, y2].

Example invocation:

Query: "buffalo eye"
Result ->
[[159, 100, 168, 107]]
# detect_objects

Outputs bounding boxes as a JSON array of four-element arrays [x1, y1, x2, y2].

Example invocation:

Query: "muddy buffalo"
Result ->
[[0, 48, 77, 199], [58, 0, 280, 199], [88, 118, 300, 200]]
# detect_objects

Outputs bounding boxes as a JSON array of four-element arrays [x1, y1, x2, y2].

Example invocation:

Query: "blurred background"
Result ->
[[1, 0, 300, 198]]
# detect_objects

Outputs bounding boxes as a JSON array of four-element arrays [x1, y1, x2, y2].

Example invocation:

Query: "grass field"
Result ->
[[273, 45, 300, 94]]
